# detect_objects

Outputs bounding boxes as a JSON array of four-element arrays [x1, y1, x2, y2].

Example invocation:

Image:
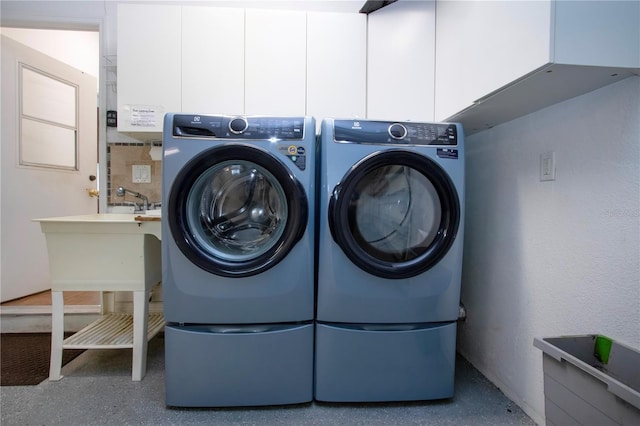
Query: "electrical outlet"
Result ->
[[132, 164, 151, 183], [540, 151, 556, 181]]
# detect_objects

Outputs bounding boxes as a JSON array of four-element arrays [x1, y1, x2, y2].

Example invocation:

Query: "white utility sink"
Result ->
[[33, 213, 163, 382], [34, 213, 162, 289]]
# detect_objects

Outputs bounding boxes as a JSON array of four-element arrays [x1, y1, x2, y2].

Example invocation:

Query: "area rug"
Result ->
[[1, 333, 85, 386]]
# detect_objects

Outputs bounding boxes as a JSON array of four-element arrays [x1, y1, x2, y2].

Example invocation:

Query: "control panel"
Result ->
[[334, 120, 458, 146], [173, 115, 305, 140]]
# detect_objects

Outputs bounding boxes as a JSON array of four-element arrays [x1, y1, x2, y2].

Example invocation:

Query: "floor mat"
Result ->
[[1, 333, 85, 386]]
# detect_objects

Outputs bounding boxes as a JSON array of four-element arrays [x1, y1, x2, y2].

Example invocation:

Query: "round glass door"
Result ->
[[169, 145, 307, 277], [329, 150, 460, 279]]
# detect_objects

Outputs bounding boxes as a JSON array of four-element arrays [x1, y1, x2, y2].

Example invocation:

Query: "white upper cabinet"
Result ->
[[181, 7, 245, 115], [306, 11, 367, 126], [553, 1, 639, 68], [117, 4, 181, 133], [245, 9, 307, 116], [367, 1, 436, 122], [434, 1, 551, 123], [435, 0, 640, 133]]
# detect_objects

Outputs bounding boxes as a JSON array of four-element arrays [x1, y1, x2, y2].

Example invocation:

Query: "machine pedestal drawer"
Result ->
[[315, 321, 457, 402], [165, 323, 314, 407]]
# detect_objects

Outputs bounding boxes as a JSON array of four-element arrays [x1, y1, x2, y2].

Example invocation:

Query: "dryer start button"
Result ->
[[388, 123, 407, 140]]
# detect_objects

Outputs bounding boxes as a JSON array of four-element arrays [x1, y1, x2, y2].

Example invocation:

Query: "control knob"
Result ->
[[388, 123, 407, 140], [229, 117, 249, 134]]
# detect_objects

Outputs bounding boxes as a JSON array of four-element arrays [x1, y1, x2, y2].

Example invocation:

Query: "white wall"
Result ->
[[458, 75, 640, 425]]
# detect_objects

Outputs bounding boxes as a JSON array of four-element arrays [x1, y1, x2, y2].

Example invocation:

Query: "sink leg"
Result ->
[[49, 291, 64, 381], [132, 290, 149, 381]]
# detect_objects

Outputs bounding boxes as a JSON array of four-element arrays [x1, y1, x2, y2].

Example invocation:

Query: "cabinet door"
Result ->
[[434, 1, 551, 122], [117, 4, 181, 132], [245, 9, 306, 116], [182, 7, 245, 115], [307, 12, 366, 127], [367, 1, 436, 122], [553, 1, 640, 68]]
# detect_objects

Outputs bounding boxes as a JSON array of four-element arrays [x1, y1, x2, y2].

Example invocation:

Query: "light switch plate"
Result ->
[[540, 151, 556, 181], [132, 164, 151, 183]]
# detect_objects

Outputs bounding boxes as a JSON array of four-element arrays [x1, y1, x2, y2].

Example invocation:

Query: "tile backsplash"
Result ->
[[108, 144, 162, 207]]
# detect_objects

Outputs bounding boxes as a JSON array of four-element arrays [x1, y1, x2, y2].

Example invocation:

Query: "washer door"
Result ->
[[168, 145, 308, 277], [329, 150, 460, 279]]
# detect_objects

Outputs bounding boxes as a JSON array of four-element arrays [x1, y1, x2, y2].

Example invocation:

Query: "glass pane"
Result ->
[[21, 66, 77, 127], [186, 160, 288, 261], [350, 165, 441, 262], [20, 118, 77, 169]]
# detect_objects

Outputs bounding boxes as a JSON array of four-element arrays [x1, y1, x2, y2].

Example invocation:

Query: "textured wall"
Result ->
[[458, 76, 640, 424]]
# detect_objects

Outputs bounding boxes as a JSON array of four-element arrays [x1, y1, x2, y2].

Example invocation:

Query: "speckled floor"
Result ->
[[1, 335, 535, 425]]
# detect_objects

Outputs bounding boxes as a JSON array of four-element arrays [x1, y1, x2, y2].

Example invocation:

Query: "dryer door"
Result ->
[[329, 150, 459, 279], [168, 145, 308, 277]]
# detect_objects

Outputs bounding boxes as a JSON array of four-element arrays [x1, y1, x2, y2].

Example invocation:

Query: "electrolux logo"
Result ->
[[352, 121, 362, 130], [192, 116, 201, 124]]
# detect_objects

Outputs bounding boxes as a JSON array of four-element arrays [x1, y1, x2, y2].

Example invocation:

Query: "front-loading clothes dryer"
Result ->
[[162, 114, 315, 407], [315, 118, 464, 402]]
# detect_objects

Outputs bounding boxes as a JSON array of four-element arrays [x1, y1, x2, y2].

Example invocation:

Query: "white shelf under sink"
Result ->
[[63, 312, 165, 350]]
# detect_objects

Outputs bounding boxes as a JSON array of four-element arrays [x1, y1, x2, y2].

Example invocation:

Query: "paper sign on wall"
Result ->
[[130, 106, 157, 127], [120, 104, 165, 128]]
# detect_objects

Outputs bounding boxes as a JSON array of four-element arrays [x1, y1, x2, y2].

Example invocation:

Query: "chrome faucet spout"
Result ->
[[116, 186, 149, 211]]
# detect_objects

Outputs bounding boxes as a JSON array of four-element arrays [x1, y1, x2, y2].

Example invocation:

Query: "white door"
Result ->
[[1, 35, 98, 302]]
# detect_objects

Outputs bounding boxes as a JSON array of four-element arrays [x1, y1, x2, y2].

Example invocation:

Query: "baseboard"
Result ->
[[0, 307, 101, 333]]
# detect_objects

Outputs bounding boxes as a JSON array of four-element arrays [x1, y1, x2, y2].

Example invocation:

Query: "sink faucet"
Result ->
[[116, 186, 149, 211]]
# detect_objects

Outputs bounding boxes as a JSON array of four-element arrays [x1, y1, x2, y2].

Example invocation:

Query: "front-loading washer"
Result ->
[[315, 118, 464, 402], [162, 114, 315, 407]]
